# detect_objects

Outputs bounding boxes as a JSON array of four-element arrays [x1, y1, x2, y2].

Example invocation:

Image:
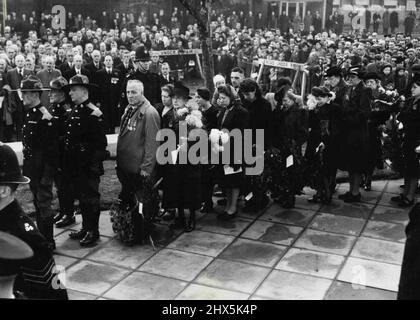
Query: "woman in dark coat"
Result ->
[[363, 73, 399, 191], [306, 86, 343, 204], [272, 86, 309, 208], [339, 66, 372, 203], [215, 85, 249, 220], [161, 82, 203, 231], [392, 78, 420, 207]]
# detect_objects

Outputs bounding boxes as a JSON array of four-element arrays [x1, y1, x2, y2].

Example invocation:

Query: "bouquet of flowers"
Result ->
[[209, 129, 230, 153]]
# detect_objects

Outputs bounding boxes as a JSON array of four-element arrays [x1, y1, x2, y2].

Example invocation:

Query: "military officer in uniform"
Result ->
[[62, 75, 108, 247], [47, 76, 76, 228], [20, 76, 59, 251], [120, 46, 162, 109], [0, 143, 68, 299]]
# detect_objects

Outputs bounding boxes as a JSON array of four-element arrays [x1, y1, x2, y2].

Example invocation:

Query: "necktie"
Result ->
[[120, 106, 135, 132]]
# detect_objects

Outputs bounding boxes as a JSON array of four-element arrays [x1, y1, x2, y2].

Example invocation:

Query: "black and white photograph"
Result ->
[[1, 0, 420, 305]]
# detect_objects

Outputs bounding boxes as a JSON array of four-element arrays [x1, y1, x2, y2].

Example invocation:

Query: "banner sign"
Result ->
[[258, 59, 305, 71], [150, 49, 203, 56], [384, 0, 398, 6], [355, 0, 369, 5]]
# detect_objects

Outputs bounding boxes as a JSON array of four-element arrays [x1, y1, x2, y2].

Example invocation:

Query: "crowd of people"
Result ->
[[1, 6, 420, 299]]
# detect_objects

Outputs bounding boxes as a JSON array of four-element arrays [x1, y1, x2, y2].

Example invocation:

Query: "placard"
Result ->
[[258, 59, 305, 71], [407, 0, 416, 11], [384, 0, 398, 6], [355, 0, 370, 5]]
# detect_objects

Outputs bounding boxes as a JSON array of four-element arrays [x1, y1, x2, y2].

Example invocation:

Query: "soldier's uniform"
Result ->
[[0, 143, 68, 300], [20, 76, 59, 250], [120, 46, 162, 108], [61, 75, 108, 247], [48, 77, 74, 227]]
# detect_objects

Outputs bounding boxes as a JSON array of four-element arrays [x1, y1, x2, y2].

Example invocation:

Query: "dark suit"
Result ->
[[6, 67, 33, 140], [63, 67, 91, 81], [59, 62, 73, 76], [159, 74, 175, 85], [84, 62, 104, 84], [95, 68, 122, 133], [115, 62, 133, 79], [82, 53, 93, 65]]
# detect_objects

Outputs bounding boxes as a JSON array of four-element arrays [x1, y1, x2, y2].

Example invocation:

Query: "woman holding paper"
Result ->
[[215, 85, 249, 220]]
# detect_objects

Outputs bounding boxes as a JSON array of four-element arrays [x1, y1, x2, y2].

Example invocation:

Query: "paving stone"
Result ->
[[371, 205, 410, 225], [195, 259, 270, 294], [176, 284, 249, 300], [67, 290, 97, 300], [294, 195, 323, 212], [362, 221, 406, 243], [359, 191, 382, 205], [325, 281, 397, 300], [276, 248, 345, 279], [255, 270, 332, 300], [54, 230, 111, 258], [167, 230, 235, 257], [152, 224, 184, 247], [294, 229, 357, 256], [378, 193, 408, 208], [87, 239, 156, 269], [351, 237, 405, 265], [241, 221, 303, 246], [320, 201, 374, 219], [104, 272, 187, 300], [139, 249, 213, 281], [259, 205, 316, 227], [219, 238, 286, 267], [309, 213, 366, 236], [338, 257, 401, 292], [385, 179, 404, 194], [195, 214, 253, 236], [54, 255, 79, 269], [65, 260, 130, 296]]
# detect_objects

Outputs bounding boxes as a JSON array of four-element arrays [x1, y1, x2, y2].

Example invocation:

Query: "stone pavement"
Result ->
[[53, 179, 414, 300]]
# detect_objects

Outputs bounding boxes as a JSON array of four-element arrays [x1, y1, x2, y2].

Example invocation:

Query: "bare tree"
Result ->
[[177, 0, 215, 93]]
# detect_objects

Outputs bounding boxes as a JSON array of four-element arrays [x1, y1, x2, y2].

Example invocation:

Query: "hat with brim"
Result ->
[[62, 74, 99, 91], [311, 86, 332, 98], [173, 82, 192, 100], [0, 143, 30, 184], [325, 66, 342, 78], [17, 75, 50, 92], [363, 72, 381, 81], [0, 231, 33, 276], [348, 65, 365, 78], [50, 76, 69, 91]]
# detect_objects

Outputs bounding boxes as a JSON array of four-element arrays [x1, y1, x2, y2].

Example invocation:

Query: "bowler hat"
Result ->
[[50, 76, 69, 91], [173, 82, 191, 100], [19, 75, 50, 92], [135, 46, 151, 62], [0, 231, 33, 276], [0, 143, 30, 184]]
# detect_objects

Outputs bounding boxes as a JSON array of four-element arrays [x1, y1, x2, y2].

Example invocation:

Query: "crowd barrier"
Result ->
[[7, 134, 119, 166]]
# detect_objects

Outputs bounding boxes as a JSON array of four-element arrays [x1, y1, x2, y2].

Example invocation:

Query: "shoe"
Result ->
[[338, 192, 352, 200], [200, 204, 214, 213], [282, 194, 295, 209], [242, 202, 258, 213], [217, 211, 237, 221], [184, 211, 196, 233], [69, 229, 88, 240], [53, 212, 64, 223], [47, 241, 56, 252], [344, 193, 361, 203], [321, 196, 332, 205], [55, 215, 76, 228], [74, 208, 81, 215], [391, 194, 404, 202], [364, 182, 372, 191], [79, 231, 100, 247], [161, 209, 176, 221], [217, 198, 227, 206], [398, 197, 415, 208]]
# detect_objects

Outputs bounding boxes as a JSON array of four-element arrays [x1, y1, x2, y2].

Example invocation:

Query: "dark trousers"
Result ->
[[23, 154, 55, 242], [398, 204, 420, 300], [99, 102, 117, 134], [54, 168, 69, 213], [61, 168, 101, 233]]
